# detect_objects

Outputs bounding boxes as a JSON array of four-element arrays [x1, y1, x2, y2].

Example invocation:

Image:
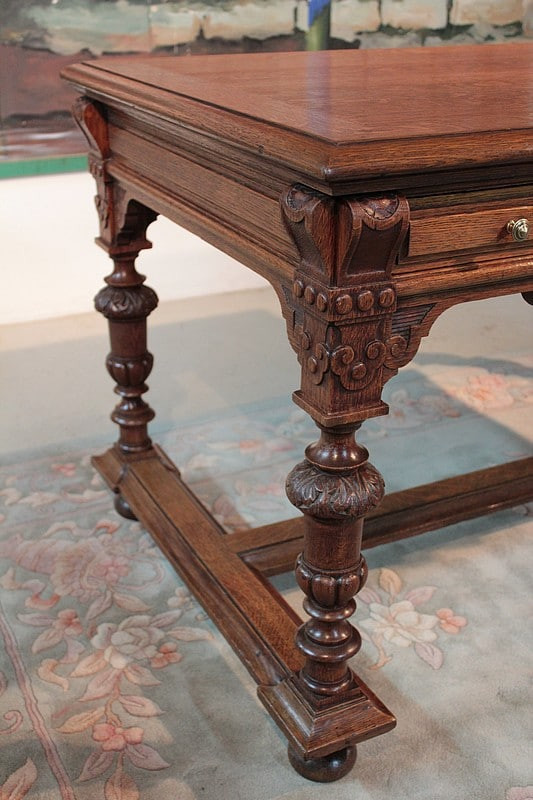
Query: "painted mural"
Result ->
[[1, 0, 531, 160]]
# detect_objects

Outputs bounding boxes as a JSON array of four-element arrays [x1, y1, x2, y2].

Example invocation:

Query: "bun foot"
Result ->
[[288, 744, 357, 782], [114, 494, 138, 520]]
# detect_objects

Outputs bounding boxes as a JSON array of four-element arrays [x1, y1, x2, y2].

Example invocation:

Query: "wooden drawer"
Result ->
[[403, 190, 533, 265]]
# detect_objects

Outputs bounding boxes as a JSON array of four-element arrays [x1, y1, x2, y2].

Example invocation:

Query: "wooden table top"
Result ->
[[64, 43, 532, 183]]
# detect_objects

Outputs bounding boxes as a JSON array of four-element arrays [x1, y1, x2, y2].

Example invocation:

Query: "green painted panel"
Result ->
[[0, 155, 88, 179]]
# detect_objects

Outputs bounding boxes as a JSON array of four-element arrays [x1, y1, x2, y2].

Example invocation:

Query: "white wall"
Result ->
[[0, 172, 268, 324]]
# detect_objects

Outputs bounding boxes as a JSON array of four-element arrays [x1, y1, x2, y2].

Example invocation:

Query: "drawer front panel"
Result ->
[[405, 196, 533, 263]]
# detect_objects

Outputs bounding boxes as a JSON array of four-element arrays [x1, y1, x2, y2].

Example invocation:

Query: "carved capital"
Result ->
[[281, 185, 409, 285]]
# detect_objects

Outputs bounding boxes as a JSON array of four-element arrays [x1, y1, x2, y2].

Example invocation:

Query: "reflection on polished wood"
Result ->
[[62, 43, 533, 783]]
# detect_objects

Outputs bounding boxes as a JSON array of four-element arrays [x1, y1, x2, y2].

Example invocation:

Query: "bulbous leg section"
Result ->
[[288, 744, 357, 783]]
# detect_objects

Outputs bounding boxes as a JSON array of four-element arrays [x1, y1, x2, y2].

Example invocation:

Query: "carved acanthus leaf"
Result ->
[[286, 460, 385, 519], [95, 286, 159, 320]]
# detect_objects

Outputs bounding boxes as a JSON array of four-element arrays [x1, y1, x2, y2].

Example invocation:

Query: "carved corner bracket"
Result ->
[[280, 185, 411, 426], [73, 96, 157, 258]]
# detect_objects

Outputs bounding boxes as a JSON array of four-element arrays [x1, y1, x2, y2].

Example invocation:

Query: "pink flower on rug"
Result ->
[[453, 373, 514, 412], [251, 480, 285, 497], [91, 616, 165, 669], [93, 723, 144, 751], [239, 439, 264, 451], [92, 555, 130, 584], [51, 539, 131, 603], [506, 788, 533, 800], [54, 609, 83, 637], [360, 600, 438, 647], [384, 389, 461, 429], [358, 568, 468, 670], [18, 607, 85, 661], [436, 608, 468, 634], [211, 492, 254, 532], [51, 462, 77, 477], [151, 643, 182, 669], [167, 587, 208, 621]]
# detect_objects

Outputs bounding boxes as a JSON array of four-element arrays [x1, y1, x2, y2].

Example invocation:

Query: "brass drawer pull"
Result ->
[[507, 218, 529, 241]]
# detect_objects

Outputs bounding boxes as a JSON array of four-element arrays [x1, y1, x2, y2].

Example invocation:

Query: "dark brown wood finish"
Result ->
[[74, 99, 159, 458], [62, 44, 533, 783]]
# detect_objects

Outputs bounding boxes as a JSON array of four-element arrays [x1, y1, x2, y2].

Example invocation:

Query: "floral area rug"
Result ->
[[0, 353, 532, 800]]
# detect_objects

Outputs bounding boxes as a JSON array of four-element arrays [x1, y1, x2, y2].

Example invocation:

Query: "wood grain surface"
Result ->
[[63, 43, 533, 185]]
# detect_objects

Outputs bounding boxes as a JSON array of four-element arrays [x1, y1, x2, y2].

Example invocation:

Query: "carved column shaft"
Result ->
[[287, 424, 382, 695], [95, 255, 158, 454]]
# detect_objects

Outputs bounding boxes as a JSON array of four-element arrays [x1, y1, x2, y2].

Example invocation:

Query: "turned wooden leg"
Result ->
[[285, 422, 383, 780], [95, 257, 158, 455], [258, 186, 411, 780], [73, 98, 160, 519], [95, 256, 158, 517]]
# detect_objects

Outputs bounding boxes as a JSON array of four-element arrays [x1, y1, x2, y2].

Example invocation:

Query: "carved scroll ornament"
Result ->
[[280, 186, 410, 425]]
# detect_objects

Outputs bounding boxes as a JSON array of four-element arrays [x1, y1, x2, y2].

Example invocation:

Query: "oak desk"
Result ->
[[62, 44, 533, 783]]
